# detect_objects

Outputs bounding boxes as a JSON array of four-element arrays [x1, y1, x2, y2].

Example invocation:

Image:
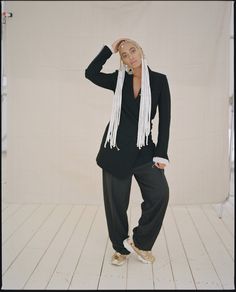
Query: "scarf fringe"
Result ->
[[104, 57, 151, 150]]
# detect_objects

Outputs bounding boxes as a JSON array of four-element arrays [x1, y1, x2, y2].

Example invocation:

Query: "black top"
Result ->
[[85, 45, 171, 179]]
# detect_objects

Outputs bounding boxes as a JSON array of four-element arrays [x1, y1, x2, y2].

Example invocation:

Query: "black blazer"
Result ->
[[85, 45, 171, 179]]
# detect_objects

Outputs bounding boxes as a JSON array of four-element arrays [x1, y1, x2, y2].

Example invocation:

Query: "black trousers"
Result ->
[[102, 160, 169, 255]]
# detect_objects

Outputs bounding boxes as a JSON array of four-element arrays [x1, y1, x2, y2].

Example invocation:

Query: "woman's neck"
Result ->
[[132, 65, 142, 78]]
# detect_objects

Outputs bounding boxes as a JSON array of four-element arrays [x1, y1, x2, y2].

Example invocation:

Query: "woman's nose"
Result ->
[[129, 56, 135, 62]]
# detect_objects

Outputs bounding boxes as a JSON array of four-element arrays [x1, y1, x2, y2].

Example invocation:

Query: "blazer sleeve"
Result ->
[[154, 74, 171, 161], [85, 45, 118, 91]]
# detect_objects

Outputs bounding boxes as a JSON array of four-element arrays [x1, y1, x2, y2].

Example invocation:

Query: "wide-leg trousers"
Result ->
[[102, 160, 169, 255]]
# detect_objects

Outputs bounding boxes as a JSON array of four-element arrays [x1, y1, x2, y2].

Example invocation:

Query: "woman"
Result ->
[[85, 38, 171, 266]]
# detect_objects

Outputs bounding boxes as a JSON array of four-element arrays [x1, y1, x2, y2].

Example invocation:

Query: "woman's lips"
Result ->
[[131, 60, 136, 65]]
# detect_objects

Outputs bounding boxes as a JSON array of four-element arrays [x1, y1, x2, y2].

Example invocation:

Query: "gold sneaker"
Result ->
[[111, 252, 128, 266], [123, 238, 155, 264]]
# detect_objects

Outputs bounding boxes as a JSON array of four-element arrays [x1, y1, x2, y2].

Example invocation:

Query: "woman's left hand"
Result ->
[[154, 162, 166, 169]]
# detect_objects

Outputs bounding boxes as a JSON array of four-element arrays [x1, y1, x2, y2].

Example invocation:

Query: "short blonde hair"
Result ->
[[117, 39, 144, 57]]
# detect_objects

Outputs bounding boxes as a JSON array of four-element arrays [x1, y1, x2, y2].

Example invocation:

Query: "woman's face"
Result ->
[[119, 41, 142, 70]]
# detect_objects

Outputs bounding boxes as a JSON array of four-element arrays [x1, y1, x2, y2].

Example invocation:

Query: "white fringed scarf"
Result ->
[[104, 55, 152, 150]]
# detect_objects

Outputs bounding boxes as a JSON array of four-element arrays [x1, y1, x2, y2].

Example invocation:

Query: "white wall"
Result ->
[[4, 1, 232, 204]]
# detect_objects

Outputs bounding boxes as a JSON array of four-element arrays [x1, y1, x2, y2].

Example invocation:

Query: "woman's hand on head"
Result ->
[[111, 38, 129, 53]]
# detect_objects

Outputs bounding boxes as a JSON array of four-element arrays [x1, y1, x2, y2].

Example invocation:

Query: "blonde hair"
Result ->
[[118, 39, 144, 69], [104, 39, 152, 150]]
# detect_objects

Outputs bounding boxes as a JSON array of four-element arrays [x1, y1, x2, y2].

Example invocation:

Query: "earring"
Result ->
[[126, 65, 133, 75]]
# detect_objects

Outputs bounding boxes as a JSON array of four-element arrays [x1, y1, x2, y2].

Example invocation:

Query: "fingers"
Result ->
[[113, 38, 130, 53], [115, 39, 126, 52], [153, 162, 166, 169]]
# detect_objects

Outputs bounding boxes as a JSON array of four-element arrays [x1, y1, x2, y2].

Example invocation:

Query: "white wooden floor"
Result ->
[[1, 196, 234, 290]]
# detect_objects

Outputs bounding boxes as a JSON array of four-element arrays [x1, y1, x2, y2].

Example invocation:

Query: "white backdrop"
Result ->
[[5, 1, 232, 205]]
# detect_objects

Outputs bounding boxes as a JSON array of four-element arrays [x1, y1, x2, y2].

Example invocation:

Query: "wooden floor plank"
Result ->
[[69, 206, 109, 290], [201, 204, 234, 259], [2, 205, 72, 289], [2, 204, 40, 244], [186, 205, 234, 289], [152, 227, 175, 289], [2, 204, 22, 223], [212, 204, 234, 235], [46, 205, 98, 290], [2, 204, 56, 275], [163, 206, 196, 289], [23, 205, 85, 289], [172, 206, 223, 289]]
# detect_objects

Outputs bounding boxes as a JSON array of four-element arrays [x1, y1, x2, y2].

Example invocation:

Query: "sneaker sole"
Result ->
[[123, 239, 153, 264], [111, 260, 126, 266]]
